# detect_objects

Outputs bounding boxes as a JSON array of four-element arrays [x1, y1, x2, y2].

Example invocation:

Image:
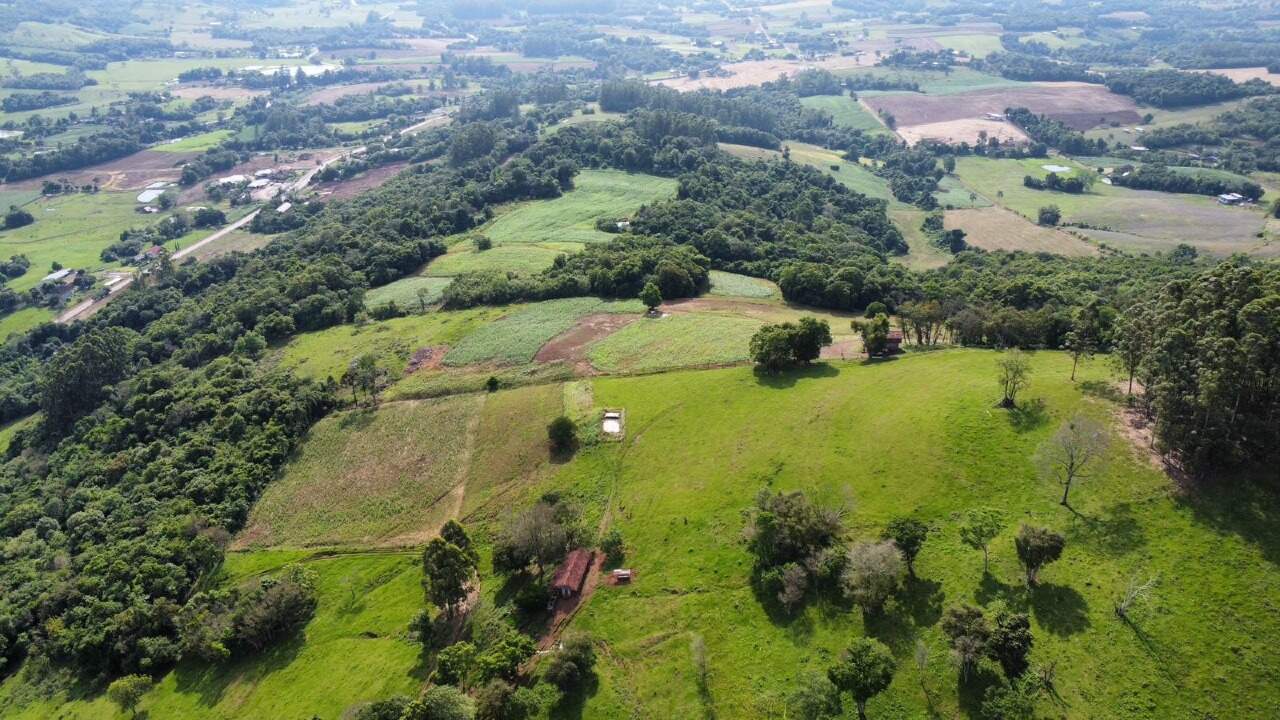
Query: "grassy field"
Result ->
[[935, 33, 1005, 57], [0, 550, 426, 719], [542, 350, 1280, 719], [444, 297, 645, 367], [892, 208, 952, 270], [275, 307, 505, 382], [720, 142, 906, 208], [0, 306, 55, 339], [0, 192, 141, 291], [424, 170, 676, 277], [799, 95, 894, 136], [708, 270, 780, 299], [587, 313, 762, 373], [237, 396, 484, 548], [153, 129, 233, 153], [833, 66, 1025, 95], [365, 276, 454, 312], [952, 156, 1270, 255]]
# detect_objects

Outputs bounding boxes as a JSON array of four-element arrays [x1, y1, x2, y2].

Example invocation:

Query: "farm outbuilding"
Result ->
[[602, 410, 623, 436], [551, 549, 593, 598]]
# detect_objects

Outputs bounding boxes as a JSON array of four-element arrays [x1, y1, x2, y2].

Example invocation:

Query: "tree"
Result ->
[[422, 536, 476, 617], [788, 672, 843, 720], [343, 353, 385, 404], [996, 350, 1030, 408], [492, 498, 578, 575], [1038, 415, 1107, 507], [600, 528, 625, 565], [107, 674, 153, 717], [1110, 305, 1151, 396], [1037, 205, 1061, 226], [435, 641, 478, 688], [980, 676, 1039, 720], [750, 324, 795, 372], [640, 281, 662, 312], [3, 205, 34, 230], [547, 415, 577, 452], [841, 541, 905, 615], [988, 609, 1033, 678], [827, 638, 897, 720], [543, 632, 596, 691], [39, 325, 138, 432], [959, 508, 1004, 573], [793, 317, 833, 363], [856, 313, 892, 356], [473, 234, 493, 251], [941, 605, 990, 678], [401, 685, 475, 720], [882, 517, 929, 577], [1014, 525, 1065, 586], [1064, 301, 1102, 381]]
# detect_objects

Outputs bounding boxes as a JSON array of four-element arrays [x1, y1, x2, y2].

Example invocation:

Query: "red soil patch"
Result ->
[[406, 346, 448, 374], [312, 161, 411, 200], [864, 82, 1141, 132], [535, 313, 640, 373], [820, 338, 861, 360]]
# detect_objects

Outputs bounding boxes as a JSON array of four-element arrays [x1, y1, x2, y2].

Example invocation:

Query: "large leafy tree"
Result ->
[[39, 325, 138, 431], [828, 638, 897, 720]]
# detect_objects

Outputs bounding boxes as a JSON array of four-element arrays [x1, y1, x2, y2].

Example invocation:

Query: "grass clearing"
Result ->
[[276, 307, 505, 381], [935, 33, 1005, 57], [462, 382, 565, 519], [153, 129, 233, 153], [0, 192, 145, 291], [365, 276, 453, 312], [708, 270, 780, 299], [444, 297, 645, 367], [542, 350, 1280, 719], [587, 312, 762, 373], [799, 95, 893, 136], [237, 396, 484, 549], [833, 66, 1024, 95], [0, 307, 55, 339]]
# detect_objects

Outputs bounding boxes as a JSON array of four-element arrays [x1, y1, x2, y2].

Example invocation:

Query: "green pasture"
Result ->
[[444, 297, 644, 367], [587, 313, 761, 373], [799, 95, 894, 136], [365, 276, 453, 312], [708, 270, 780, 300], [935, 33, 1005, 57], [153, 129, 233, 153], [833, 66, 1025, 95], [0, 191, 147, 291]]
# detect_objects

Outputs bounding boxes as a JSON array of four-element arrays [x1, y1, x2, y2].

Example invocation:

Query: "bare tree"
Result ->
[[1114, 573, 1159, 620], [1038, 415, 1108, 507], [996, 350, 1031, 408], [841, 541, 905, 615]]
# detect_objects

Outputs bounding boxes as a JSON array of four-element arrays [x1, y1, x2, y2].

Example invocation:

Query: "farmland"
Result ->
[[799, 94, 894, 136]]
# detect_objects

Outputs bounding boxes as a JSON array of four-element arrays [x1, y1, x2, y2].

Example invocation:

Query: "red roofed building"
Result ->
[[551, 549, 593, 597]]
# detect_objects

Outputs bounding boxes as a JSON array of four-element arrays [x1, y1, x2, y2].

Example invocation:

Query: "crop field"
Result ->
[[0, 550, 426, 719], [424, 170, 676, 278], [541, 350, 1280, 719], [444, 297, 645, 367], [275, 307, 505, 382], [708, 270, 780, 299], [952, 156, 1270, 255], [365, 276, 454, 312], [236, 396, 484, 549], [945, 206, 1098, 256], [1206, 66, 1280, 86], [799, 95, 894, 136]]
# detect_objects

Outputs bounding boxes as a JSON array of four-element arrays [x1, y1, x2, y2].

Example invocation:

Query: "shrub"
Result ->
[[547, 415, 577, 452], [1014, 525, 1065, 586]]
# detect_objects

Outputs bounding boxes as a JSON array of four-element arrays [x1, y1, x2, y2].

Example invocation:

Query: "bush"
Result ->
[[1037, 205, 1061, 226], [3, 206, 34, 230], [547, 415, 577, 452], [542, 632, 596, 691]]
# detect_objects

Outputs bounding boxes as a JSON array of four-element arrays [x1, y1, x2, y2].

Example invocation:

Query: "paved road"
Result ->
[[55, 107, 454, 325]]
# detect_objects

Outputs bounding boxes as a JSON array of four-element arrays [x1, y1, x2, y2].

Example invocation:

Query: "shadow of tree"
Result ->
[[863, 603, 915, 651], [1079, 379, 1125, 404], [1068, 503, 1146, 556], [973, 573, 1029, 613], [1178, 473, 1280, 567], [753, 363, 840, 389], [172, 633, 306, 708], [550, 672, 601, 720], [1029, 583, 1090, 636], [1006, 398, 1049, 433], [956, 665, 1004, 719], [337, 407, 377, 431], [900, 576, 945, 629]]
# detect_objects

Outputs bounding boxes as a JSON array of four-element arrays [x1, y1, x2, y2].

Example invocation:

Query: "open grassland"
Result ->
[[425, 170, 676, 277], [0, 192, 143, 291], [834, 66, 1025, 95], [0, 307, 55, 339], [153, 129, 234, 153], [892, 208, 952, 270], [276, 307, 505, 381], [953, 156, 1269, 255], [545, 350, 1280, 719], [708, 270, 780, 299], [934, 33, 1005, 57], [461, 383, 565, 519], [0, 551, 425, 719], [799, 95, 894, 136], [365, 276, 454, 312], [444, 297, 645, 367], [720, 142, 906, 208], [587, 313, 762, 373], [237, 396, 484, 549], [1083, 98, 1252, 142]]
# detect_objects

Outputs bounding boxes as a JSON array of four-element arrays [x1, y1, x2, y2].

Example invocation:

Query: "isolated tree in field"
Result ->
[[422, 536, 476, 617], [473, 234, 492, 251], [343, 353, 384, 404], [1064, 300, 1103, 381], [959, 508, 1004, 573], [547, 415, 577, 452], [856, 313, 892, 356], [941, 605, 990, 678], [827, 637, 897, 720], [492, 499, 578, 575], [750, 324, 795, 372], [996, 350, 1030, 408], [401, 684, 475, 720], [640, 281, 662, 312], [543, 632, 596, 691], [1038, 414, 1107, 507], [989, 608, 1034, 678], [1110, 304, 1151, 396], [841, 541, 905, 615], [793, 316, 833, 363], [882, 517, 929, 577], [1014, 525, 1065, 586], [107, 674, 153, 717], [1037, 205, 1061, 226], [416, 285, 433, 313]]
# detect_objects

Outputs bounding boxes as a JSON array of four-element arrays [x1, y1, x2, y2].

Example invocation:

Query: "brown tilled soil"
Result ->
[[945, 206, 1098, 256], [7, 149, 196, 191], [865, 82, 1141, 131], [313, 162, 411, 200], [406, 346, 448, 374], [535, 313, 640, 372]]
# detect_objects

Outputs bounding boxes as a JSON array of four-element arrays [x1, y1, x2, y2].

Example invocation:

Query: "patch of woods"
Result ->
[[359, 510, 611, 720], [1139, 96, 1280, 174], [744, 488, 1076, 720]]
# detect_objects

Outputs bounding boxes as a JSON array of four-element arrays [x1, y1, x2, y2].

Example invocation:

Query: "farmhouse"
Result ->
[[1217, 192, 1246, 205], [551, 549, 593, 598]]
